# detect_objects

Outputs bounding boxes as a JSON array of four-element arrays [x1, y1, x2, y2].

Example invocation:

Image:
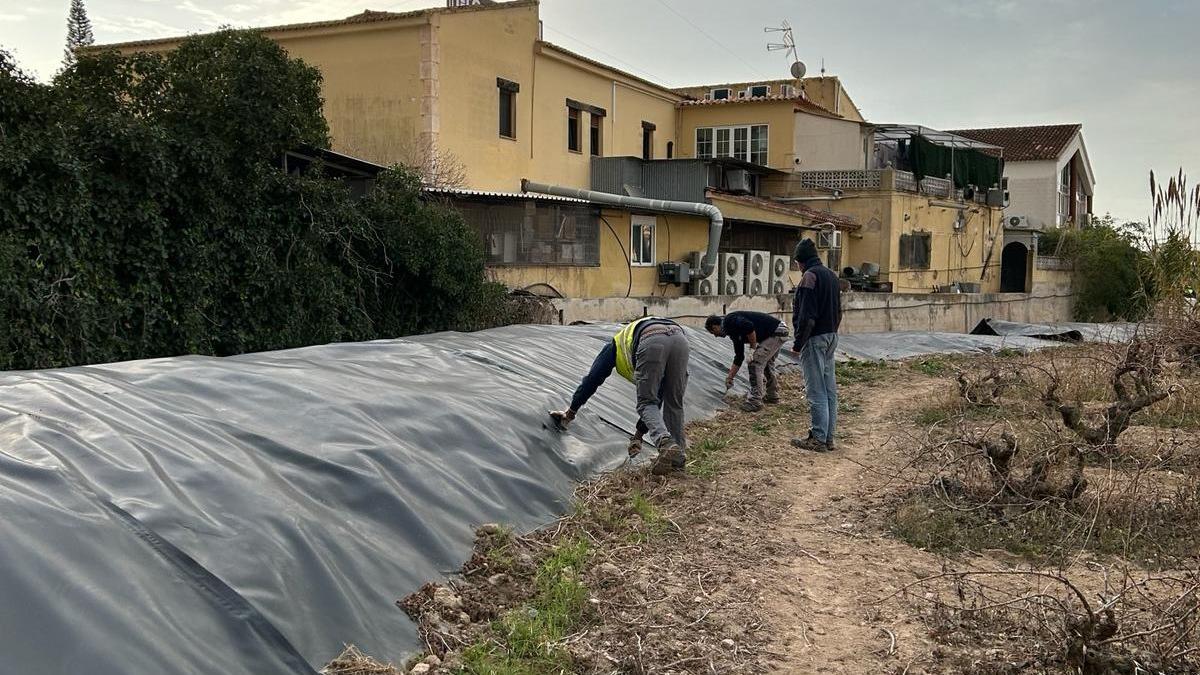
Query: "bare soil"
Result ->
[[330, 351, 1199, 675]]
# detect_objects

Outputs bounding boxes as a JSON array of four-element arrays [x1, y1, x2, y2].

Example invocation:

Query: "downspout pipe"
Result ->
[[521, 179, 723, 279]]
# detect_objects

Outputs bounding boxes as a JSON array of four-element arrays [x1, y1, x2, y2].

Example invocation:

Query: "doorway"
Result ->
[[1000, 242, 1028, 292]]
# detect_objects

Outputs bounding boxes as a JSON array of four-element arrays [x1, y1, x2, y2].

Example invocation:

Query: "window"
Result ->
[[898, 232, 932, 270], [666, 141, 674, 159], [461, 201, 600, 266], [715, 127, 731, 157], [497, 78, 519, 139], [567, 107, 581, 152], [711, 88, 730, 100], [590, 114, 602, 157], [750, 85, 769, 97], [631, 215, 656, 266], [1057, 163, 1072, 223], [696, 128, 713, 159], [750, 125, 768, 165], [695, 124, 769, 164], [641, 121, 655, 160]]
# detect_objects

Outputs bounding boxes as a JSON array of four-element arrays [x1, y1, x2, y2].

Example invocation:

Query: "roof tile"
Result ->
[[947, 124, 1081, 161]]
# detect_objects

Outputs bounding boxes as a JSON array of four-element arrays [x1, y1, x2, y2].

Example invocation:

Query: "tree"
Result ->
[[62, 0, 95, 69], [0, 31, 515, 371]]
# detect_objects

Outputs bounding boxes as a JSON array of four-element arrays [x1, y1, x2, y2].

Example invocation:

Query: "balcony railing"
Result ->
[[799, 169, 988, 203]]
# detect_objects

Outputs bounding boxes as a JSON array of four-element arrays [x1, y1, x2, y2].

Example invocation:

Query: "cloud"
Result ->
[[93, 15, 188, 38]]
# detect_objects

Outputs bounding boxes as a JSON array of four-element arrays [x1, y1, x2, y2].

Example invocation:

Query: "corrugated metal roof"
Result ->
[[423, 187, 592, 204]]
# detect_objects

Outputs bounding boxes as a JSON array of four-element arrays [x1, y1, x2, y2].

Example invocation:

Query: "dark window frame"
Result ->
[[590, 114, 603, 157], [497, 78, 519, 140], [567, 107, 581, 153], [898, 231, 932, 270]]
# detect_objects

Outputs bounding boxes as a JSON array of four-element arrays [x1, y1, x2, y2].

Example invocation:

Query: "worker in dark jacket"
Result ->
[[549, 317, 689, 475], [790, 238, 842, 452], [704, 310, 789, 412]]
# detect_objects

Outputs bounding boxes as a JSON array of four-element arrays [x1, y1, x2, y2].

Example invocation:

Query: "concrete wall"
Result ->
[[550, 290, 1076, 333], [793, 112, 869, 170], [1003, 160, 1058, 229]]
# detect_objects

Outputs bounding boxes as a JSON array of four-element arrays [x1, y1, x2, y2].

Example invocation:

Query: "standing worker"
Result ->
[[790, 238, 842, 452], [549, 317, 689, 475], [704, 311, 789, 412]]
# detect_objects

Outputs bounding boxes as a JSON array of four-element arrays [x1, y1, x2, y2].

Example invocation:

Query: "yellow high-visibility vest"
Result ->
[[613, 317, 659, 382]]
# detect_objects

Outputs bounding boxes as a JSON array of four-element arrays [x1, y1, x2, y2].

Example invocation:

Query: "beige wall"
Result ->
[[550, 291, 1075, 333], [794, 112, 869, 170], [763, 172, 1006, 293], [521, 46, 680, 191], [676, 101, 798, 170], [487, 210, 711, 299]]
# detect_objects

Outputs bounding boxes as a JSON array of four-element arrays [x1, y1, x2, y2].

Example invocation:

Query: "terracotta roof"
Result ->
[[678, 95, 843, 119], [707, 191, 860, 231], [947, 124, 1082, 161], [86, 0, 538, 51]]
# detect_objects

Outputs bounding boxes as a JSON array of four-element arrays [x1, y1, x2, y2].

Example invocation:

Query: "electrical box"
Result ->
[[657, 261, 691, 286]]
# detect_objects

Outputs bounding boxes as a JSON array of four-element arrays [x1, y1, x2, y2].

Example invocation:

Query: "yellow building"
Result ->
[[93, 0, 1012, 300]]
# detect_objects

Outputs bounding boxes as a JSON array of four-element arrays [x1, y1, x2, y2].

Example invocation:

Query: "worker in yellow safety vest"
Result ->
[[550, 317, 689, 476]]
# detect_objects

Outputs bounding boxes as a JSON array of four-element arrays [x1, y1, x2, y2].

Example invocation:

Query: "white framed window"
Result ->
[[1057, 163, 1072, 224], [630, 215, 656, 266], [695, 127, 713, 158], [711, 88, 730, 100], [695, 124, 769, 165], [750, 84, 769, 97]]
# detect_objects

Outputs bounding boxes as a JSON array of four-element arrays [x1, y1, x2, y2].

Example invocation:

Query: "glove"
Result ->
[[549, 409, 575, 431]]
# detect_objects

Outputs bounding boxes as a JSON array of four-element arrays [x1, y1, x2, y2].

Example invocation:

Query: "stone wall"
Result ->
[[549, 291, 1075, 334]]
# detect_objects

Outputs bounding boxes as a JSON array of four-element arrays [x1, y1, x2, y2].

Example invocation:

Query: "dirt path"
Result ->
[[758, 376, 944, 673]]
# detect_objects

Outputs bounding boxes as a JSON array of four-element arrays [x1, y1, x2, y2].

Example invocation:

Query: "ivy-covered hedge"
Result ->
[[0, 31, 510, 371]]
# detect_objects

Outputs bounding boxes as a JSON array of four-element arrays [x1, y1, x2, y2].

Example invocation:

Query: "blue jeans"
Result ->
[[800, 332, 838, 445]]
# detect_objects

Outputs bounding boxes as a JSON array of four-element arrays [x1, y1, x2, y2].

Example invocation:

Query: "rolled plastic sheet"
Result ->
[[0, 324, 741, 674]]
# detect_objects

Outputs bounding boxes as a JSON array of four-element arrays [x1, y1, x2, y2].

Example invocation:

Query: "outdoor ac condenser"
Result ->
[[690, 251, 717, 295], [743, 249, 770, 295], [770, 254, 791, 294], [718, 252, 745, 296]]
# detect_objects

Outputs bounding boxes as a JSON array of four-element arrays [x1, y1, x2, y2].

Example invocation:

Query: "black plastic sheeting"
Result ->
[[0, 324, 743, 675], [971, 318, 1084, 342], [0, 320, 1128, 674]]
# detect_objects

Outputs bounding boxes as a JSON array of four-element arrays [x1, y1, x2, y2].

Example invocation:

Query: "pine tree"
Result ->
[[62, 0, 95, 69]]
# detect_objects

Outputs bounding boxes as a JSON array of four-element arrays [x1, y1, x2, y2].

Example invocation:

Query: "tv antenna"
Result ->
[[765, 21, 806, 79]]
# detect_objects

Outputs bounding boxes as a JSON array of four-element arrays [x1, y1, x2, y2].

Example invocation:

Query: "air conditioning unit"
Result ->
[[689, 251, 716, 295], [718, 252, 745, 296], [1007, 215, 1035, 230], [743, 249, 770, 295], [725, 169, 752, 194], [816, 230, 842, 249], [770, 254, 790, 294]]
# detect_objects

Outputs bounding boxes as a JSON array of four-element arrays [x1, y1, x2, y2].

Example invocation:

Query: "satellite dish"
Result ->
[[790, 60, 807, 79]]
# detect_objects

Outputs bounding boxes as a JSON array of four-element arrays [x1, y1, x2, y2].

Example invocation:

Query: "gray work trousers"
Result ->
[[634, 327, 690, 450], [747, 324, 789, 405]]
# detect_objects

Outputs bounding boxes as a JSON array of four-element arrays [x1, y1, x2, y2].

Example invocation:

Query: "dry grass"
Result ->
[[322, 646, 402, 675]]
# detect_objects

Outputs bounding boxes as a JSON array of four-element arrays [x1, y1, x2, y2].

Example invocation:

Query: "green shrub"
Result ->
[[0, 34, 510, 371]]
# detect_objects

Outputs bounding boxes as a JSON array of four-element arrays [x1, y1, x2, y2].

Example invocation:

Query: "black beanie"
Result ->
[[793, 238, 818, 262]]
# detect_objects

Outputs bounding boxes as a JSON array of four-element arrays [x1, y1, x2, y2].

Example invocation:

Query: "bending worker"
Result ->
[[705, 310, 789, 412], [550, 317, 689, 476]]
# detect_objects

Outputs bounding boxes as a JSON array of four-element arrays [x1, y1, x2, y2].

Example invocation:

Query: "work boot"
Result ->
[[651, 437, 682, 476], [741, 399, 764, 413], [790, 434, 832, 453], [627, 436, 643, 458], [763, 393, 781, 405]]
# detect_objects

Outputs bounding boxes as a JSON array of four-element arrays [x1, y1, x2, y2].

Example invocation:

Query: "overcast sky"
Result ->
[[2, 0, 1197, 222]]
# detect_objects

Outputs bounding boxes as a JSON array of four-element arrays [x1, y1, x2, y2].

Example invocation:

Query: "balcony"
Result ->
[[793, 169, 991, 204]]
